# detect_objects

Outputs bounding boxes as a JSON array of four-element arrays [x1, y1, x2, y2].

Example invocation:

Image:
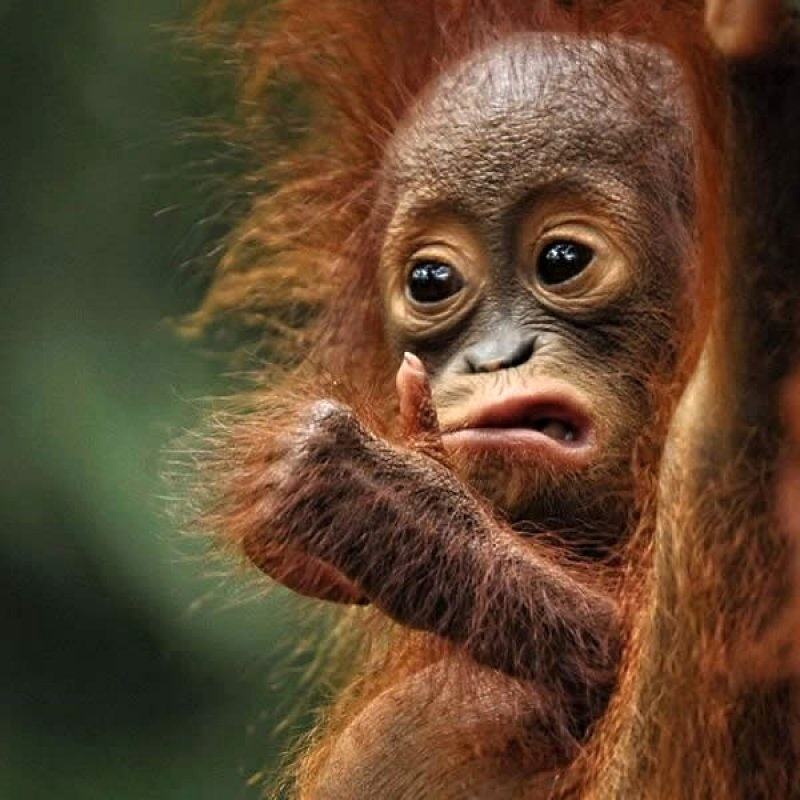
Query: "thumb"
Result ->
[[396, 352, 442, 444]]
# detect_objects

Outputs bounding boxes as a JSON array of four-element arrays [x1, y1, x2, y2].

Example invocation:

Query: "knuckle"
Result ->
[[307, 399, 348, 426], [299, 399, 366, 456]]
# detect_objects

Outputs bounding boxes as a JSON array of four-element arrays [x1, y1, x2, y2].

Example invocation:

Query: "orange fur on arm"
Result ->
[[239, 399, 622, 735]]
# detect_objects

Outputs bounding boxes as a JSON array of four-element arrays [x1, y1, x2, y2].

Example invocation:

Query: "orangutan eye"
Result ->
[[407, 261, 465, 304], [536, 240, 595, 286]]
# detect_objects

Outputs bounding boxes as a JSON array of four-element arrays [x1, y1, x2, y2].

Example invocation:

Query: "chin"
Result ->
[[452, 448, 637, 555]]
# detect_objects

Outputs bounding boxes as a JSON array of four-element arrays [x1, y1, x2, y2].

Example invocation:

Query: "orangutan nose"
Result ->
[[462, 325, 537, 374]]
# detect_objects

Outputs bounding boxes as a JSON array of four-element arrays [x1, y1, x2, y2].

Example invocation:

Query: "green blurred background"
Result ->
[[1, 1, 315, 797]]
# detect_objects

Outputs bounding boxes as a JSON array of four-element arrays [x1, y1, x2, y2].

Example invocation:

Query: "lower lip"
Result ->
[[441, 427, 594, 469]]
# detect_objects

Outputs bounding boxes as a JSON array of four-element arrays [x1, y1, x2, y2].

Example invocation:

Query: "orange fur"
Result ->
[[184, 2, 744, 798]]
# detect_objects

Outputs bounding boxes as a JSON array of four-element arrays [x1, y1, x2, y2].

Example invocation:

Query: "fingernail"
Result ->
[[403, 352, 424, 372]]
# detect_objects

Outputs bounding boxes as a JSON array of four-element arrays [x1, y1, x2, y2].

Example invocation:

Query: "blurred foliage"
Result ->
[[0, 1, 321, 797]]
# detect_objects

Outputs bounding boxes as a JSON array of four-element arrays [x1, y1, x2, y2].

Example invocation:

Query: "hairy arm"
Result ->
[[244, 389, 620, 728], [587, 6, 800, 797]]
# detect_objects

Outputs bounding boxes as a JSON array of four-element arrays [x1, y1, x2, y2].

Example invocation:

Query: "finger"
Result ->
[[705, 0, 788, 59], [244, 537, 368, 605], [396, 352, 441, 441]]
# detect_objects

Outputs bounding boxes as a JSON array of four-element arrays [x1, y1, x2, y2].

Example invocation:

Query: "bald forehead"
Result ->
[[386, 34, 691, 214]]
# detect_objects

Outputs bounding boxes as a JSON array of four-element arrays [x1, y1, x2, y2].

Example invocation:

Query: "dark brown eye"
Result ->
[[407, 261, 464, 304], [537, 240, 594, 286]]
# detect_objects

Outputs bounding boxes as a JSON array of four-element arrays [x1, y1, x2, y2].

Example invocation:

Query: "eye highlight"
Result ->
[[536, 240, 594, 286], [407, 260, 465, 304]]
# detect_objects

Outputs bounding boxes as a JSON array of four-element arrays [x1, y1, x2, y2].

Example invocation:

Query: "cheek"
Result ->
[[583, 379, 657, 468]]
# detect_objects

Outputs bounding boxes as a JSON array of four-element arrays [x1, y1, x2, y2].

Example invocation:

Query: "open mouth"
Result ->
[[439, 386, 595, 467], [469, 399, 585, 443]]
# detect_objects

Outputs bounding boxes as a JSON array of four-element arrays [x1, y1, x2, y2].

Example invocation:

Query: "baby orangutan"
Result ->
[[191, 0, 800, 792], [205, 30, 702, 798]]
